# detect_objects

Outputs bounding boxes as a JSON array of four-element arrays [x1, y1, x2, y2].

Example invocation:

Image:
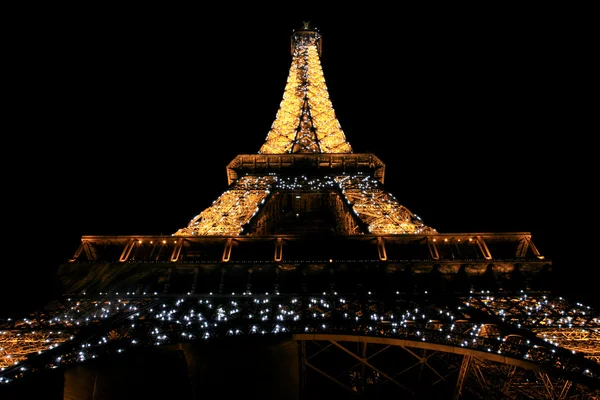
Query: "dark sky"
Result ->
[[5, 9, 590, 312]]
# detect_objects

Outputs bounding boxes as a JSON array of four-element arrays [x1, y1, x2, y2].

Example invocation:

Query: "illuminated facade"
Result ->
[[1, 22, 599, 399]]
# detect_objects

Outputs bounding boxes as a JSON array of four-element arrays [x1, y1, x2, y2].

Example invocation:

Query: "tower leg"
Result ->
[[454, 355, 472, 400], [299, 339, 307, 399]]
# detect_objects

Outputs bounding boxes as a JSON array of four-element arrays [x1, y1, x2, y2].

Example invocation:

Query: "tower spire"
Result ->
[[258, 22, 352, 154]]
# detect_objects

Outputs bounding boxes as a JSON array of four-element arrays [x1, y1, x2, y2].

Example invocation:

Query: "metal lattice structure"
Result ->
[[2, 292, 599, 398], [174, 22, 432, 238], [258, 21, 352, 155], [175, 175, 435, 237], [1, 22, 597, 399]]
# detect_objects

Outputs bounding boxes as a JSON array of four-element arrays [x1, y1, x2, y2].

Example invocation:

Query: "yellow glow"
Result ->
[[173, 29, 435, 237], [174, 176, 276, 236], [338, 177, 436, 235], [259, 31, 351, 154]]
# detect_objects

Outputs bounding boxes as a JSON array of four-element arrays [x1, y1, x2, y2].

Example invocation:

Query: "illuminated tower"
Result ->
[[171, 22, 434, 239], [1, 22, 599, 400]]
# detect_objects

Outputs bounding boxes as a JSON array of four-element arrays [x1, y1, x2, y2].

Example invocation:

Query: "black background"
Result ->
[[3, 6, 593, 315]]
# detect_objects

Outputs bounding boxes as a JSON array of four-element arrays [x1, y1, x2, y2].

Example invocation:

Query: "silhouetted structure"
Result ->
[[2, 22, 599, 400]]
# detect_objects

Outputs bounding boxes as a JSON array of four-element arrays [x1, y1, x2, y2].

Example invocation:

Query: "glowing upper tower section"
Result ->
[[173, 22, 437, 237], [258, 22, 352, 154]]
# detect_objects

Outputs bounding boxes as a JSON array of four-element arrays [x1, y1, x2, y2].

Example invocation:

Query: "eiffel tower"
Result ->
[[1, 22, 599, 400]]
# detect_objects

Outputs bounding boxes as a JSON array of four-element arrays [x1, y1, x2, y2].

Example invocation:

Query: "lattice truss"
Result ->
[[299, 337, 597, 399], [174, 176, 276, 236], [466, 294, 600, 363], [2, 291, 599, 397], [258, 28, 352, 154], [175, 175, 436, 236], [337, 175, 437, 234]]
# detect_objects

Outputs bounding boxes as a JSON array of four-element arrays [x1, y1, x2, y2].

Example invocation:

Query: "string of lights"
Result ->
[[175, 174, 435, 236], [2, 291, 599, 386]]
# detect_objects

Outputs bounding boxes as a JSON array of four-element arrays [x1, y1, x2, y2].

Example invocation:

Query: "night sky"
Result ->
[[4, 9, 590, 315]]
